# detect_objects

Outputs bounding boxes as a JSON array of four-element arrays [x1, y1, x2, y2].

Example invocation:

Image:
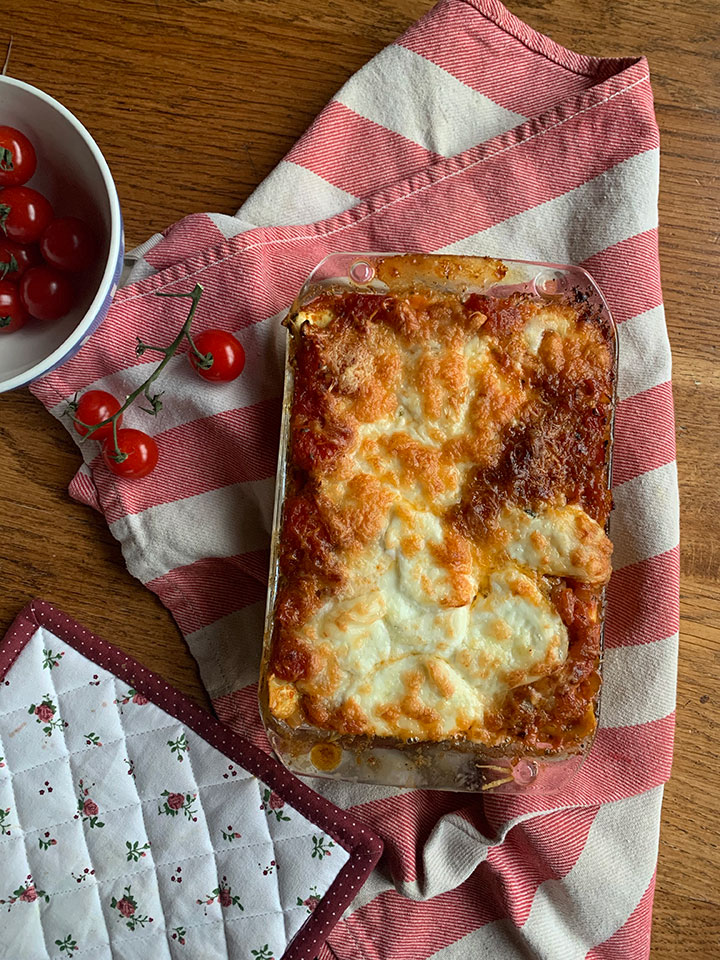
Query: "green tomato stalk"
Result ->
[[66, 283, 211, 462]]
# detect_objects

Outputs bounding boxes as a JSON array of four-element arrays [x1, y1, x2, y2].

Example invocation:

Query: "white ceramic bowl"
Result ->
[[0, 76, 123, 393]]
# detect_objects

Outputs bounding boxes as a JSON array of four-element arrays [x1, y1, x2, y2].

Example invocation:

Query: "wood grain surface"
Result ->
[[1, 0, 718, 955]]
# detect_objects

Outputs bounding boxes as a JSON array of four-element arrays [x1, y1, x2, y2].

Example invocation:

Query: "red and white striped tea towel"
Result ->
[[30, 1, 679, 957]]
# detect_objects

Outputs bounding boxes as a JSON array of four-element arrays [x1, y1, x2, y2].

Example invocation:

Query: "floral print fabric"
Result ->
[[0, 624, 349, 959]]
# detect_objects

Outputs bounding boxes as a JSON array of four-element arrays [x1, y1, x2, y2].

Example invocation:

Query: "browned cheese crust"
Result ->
[[267, 265, 615, 756]]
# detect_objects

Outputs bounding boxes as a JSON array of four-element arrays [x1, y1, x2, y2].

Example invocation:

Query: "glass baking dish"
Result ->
[[259, 253, 617, 794]]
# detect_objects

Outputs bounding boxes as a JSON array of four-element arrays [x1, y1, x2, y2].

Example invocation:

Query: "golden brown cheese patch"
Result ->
[[417, 337, 469, 420], [428, 529, 476, 608], [318, 473, 394, 553], [426, 658, 455, 698], [373, 253, 507, 290], [267, 675, 300, 720], [400, 670, 443, 735], [355, 349, 402, 423], [382, 432, 457, 499]]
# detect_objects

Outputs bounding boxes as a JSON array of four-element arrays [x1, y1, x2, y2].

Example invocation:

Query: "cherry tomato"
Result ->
[[189, 330, 246, 382], [0, 279, 29, 334], [41, 217, 95, 273], [0, 238, 40, 281], [73, 390, 123, 441], [20, 264, 74, 320], [0, 126, 37, 187], [102, 429, 159, 479], [0, 186, 53, 243]]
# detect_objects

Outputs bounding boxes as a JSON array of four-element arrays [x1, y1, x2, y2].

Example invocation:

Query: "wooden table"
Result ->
[[3, 1, 718, 955]]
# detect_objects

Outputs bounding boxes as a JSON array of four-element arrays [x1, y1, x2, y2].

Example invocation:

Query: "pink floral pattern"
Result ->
[[260, 787, 290, 822], [110, 885, 153, 931], [27, 695, 67, 736], [75, 779, 104, 829], [38, 831, 57, 850], [167, 732, 188, 761], [54, 935, 78, 954], [251, 946, 275, 959], [222, 824, 242, 842], [196, 876, 244, 914], [296, 885, 321, 914], [0, 875, 49, 910], [311, 835, 335, 858], [0, 621, 357, 956], [114, 688, 148, 710], [41, 648, 64, 670], [158, 790, 197, 820], [125, 840, 151, 862]]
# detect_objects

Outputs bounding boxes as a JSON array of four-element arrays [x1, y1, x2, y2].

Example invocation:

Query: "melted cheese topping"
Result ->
[[281, 508, 571, 740], [498, 505, 612, 585], [268, 279, 614, 749]]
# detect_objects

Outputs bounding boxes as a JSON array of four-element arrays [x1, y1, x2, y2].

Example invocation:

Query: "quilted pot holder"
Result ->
[[0, 600, 382, 960]]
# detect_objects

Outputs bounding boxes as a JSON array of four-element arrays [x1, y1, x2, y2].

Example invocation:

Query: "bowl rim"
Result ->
[[0, 75, 123, 393]]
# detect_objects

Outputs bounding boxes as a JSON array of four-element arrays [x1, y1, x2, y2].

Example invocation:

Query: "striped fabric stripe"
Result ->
[[286, 100, 444, 197], [397, 0, 631, 118], [612, 382, 676, 485], [30, 1, 677, 957], [604, 547, 680, 649], [585, 873, 657, 959], [333, 44, 526, 157], [146, 551, 269, 635]]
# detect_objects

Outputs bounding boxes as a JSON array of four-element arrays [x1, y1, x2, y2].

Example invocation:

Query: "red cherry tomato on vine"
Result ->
[[0, 126, 37, 187], [20, 264, 74, 320], [189, 329, 245, 382], [0, 238, 40, 281], [73, 390, 123, 441], [41, 217, 95, 272], [103, 429, 159, 479], [0, 279, 29, 333], [0, 186, 53, 243]]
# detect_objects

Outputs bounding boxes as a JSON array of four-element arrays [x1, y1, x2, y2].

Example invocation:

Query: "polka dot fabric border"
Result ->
[[0, 599, 382, 960]]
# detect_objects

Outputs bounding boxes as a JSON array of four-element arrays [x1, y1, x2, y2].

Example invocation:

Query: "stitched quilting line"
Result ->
[[110, 690, 173, 960], [0, 652, 117, 720], [252, 773, 289, 952], [35, 831, 337, 903], [0, 724, 37, 946], [0, 771, 275, 847], [0, 717, 203, 782], [0, 684, 106, 721], [180, 720, 231, 960], [26, 615, 375, 863], [0, 635, 46, 955], [1, 628, 363, 856], [60, 896, 315, 959], [47, 645, 111, 960], [109, 72, 650, 307], [57, 788, 112, 960]]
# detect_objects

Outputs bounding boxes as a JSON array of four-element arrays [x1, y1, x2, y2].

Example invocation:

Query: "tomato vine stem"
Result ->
[[66, 283, 208, 462]]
